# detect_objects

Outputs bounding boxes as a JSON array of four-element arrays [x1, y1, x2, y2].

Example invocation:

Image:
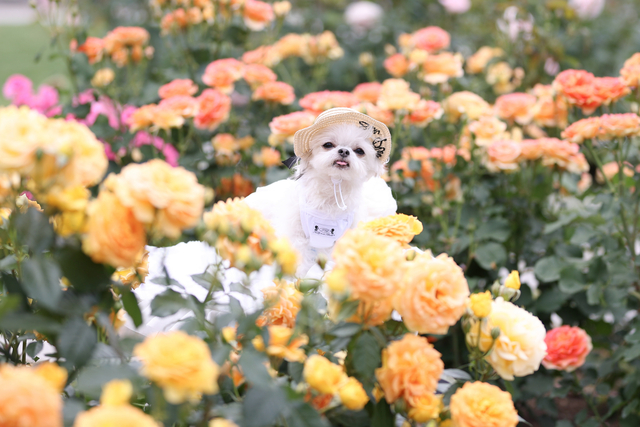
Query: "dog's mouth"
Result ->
[[333, 159, 350, 169]]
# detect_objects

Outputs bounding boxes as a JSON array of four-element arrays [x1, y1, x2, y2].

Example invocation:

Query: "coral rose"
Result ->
[[442, 91, 490, 122], [105, 159, 205, 239], [78, 37, 105, 64], [485, 140, 522, 172], [450, 381, 518, 427], [543, 325, 592, 372], [409, 26, 450, 53], [353, 82, 382, 103], [243, 0, 275, 31], [384, 53, 410, 78], [74, 403, 159, 427], [518, 139, 544, 161], [421, 52, 464, 85], [299, 90, 359, 113], [531, 83, 568, 129], [158, 78, 198, 99], [303, 354, 347, 395], [539, 138, 581, 170], [330, 229, 405, 303], [256, 279, 302, 328], [339, 377, 369, 411], [375, 334, 444, 404], [599, 113, 640, 139], [467, 297, 547, 380], [359, 213, 423, 245], [252, 81, 295, 104], [268, 111, 317, 146], [553, 69, 602, 114], [494, 92, 537, 125], [82, 190, 146, 268], [466, 46, 503, 74], [620, 52, 640, 88], [194, 89, 232, 131], [395, 252, 469, 334], [405, 99, 443, 127], [242, 64, 277, 89], [561, 116, 601, 144], [468, 116, 507, 147], [0, 364, 63, 427], [133, 330, 220, 404], [593, 77, 630, 105], [158, 95, 199, 118], [202, 58, 245, 93]]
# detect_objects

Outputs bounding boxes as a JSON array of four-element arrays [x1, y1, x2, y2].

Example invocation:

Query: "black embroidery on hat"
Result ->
[[359, 120, 370, 129], [372, 126, 381, 135], [373, 137, 387, 158]]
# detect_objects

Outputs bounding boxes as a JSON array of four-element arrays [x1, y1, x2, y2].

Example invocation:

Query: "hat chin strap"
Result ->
[[331, 178, 348, 211]]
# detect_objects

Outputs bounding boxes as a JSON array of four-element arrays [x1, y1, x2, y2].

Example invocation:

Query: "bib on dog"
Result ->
[[300, 208, 354, 249]]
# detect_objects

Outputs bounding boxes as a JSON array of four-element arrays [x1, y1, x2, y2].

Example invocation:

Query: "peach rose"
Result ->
[[252, 81, 295, 105], [202, 58, 245, 94], [74, 405, 158, 427], [105, 159, 205, 239], [303, 31, 344, 64], [268, 111, 317, 146], [442, 91, 490, 122], [596, 161, 634, 184], [395, 252, 469, 334], [542, 326, 592, 372], [353, 102, 395, 126], [158, 79, 198, 99], [358, 213, 423, 245], [375, 334, 444, 404], [252, 146, 282, 167], [256, 279, 302, 328], [274, 33, 308, 58], [468, 116, 507, 147], [158, 95, 199, 118], [299, 90, 359, 113], [150, 107, 185, 131], [593, 77, 630, 105], [243, 0, 275, 31], [104, 27, 149, 51], [128, 104, 157, 132], [384, 53, 410, 78], [353, 82, 382, 103], [330, 229, 405, 302], [561, 116, 601, 144], [494, 92, 537, 125], [485, 140, 522, 172], [466, 46, 504, 74], [82, 190, 146, 268], [242, 45, 281, 67], [377, 78, 420, 111], [518, 139, 544, 161], [421, 52, 464, 85], [450, 382, 518, 427], [409, 26, 450, 53], [531, 83, 568, 129], [405, 99, 443, 127], [599, 113, 640, 139], [194, 89, 232, 131], [540, 138, 581, 170], [242, 64, 277, 89], [78, 37, 105, 64], [620, 52, 640, 88], [342, 297, 395, 327]]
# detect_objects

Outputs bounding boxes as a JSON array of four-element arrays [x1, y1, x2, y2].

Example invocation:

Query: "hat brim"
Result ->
[[293, 108, 392, 164]]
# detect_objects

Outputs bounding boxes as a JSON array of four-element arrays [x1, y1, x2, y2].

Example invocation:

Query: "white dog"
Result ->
[[245, 107, 397, 277]]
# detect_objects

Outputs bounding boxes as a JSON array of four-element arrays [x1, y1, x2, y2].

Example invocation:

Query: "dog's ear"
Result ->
[[293, 151, 312, 178]]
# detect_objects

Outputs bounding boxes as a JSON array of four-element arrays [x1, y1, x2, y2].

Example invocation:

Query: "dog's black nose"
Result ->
[[338, 148, 350, 157]]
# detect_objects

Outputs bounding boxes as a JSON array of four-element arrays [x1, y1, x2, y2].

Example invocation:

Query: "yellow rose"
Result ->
[[0, 106, 49, 174], [325, 267, 348, 294], [101, 379, 133, 406], [91, 68, 116, 87], [74, 404, 159, 427], [209, 419, 239, 427], [504, 271, 520, 290], [377, 78, 420, 111], [469, 291, 492, 318], [466, 298, 546, 380], [450, 382, 518, 427], [105, 159, 205, 239], [112, 250, 149, 290], [34, 362, 68, 393], [421, 52, 464, 85], [358, 214, 423, 245], [82, 190, 146, 269], [466, 46, 504, 74], [407, 393, 442, 423], [268, 238, 299, 275], [338, 377, 369, 411], [256, 279, 303, 328], [0, 364, 63, 427], [255, 325, 308, 362], [303, 354, 347, 395], [222, 326, 237, 343], [133, 331, 220, 404], [46, 185, 90, 212], [442, 91, 490, 123]]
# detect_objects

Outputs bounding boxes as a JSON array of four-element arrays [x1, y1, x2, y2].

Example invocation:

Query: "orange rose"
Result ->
[[252, 146, 282, 167], [485, 140, 522, 172], [518, 139, 544, 161], [450, 382, 519, 427], [254, 325, 308, 362], [342, 297, 395, 327], [599, 113, 640, 139], [543, 326, 592, 372], [128, 104, 158, 132], [442, 91, 490, 122], [375, 334, 444, 405], [358, 213, 423, 245], [242, 64, 277, 89], [539, 138, 580, 170], [252, 81, 295, 104], [243, 0, 275, 31], [82, 190, 146, 268], [274, 33, 308, 58], [405, 100, 443, 127], [468, 116, 507, 147], [194, 89, 232, 131], [202, 58, 245, 94], [394, 252, 469, 334], [104, 27, 149, 51], [531, 84, 568, 129], [158, 96, 199, 118], [217, 173, 254, 198], [620, 52, 640, 88], [466, 46, 504, 74], [150, 107, 185, 131], [256, 279, 302, 328], [268, 111, 317, 146], [104, 159, 205, 239], [494, 92, 537, 125], [561, 116, 601, 144], [553, 69, 602, 114], [299, 90, 359, 113], [429, 145, 457, 165], [421, 52, 464, 85], [78, 37, 105, 64], [353, 82, 382, 103], [384, 53, 410, 78], [593, 77, 630, 105], [158, 79, 198, 99], [242, 45, 281, 67], [408, 26, 450, 53]]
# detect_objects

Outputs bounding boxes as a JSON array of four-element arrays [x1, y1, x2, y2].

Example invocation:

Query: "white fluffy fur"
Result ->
[[245, 123, 397, 276]]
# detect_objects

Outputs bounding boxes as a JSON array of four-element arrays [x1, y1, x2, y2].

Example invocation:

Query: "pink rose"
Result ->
[[543, 325, 592, 372]]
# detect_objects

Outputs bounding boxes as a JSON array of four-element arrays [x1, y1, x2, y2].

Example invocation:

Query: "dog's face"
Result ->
[[302, 123, 384, 182]]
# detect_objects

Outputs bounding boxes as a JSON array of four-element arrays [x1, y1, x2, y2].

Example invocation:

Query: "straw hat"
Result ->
[[292, 107, 392, 163]]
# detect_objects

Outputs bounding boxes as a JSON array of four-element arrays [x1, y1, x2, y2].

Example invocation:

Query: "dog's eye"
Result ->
[[322, 142, 334, 149], [354, 148, 365, 155]]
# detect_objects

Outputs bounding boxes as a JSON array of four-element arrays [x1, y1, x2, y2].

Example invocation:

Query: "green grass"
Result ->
[[0, 24, 67, 104]]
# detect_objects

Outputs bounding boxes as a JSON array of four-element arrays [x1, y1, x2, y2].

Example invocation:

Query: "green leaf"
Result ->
[[26, 341, 43, 359], [534, 257, 563, 283], [335, 300, 360, 323], [543, 213, 577, 234], [559, 266, 586, 294], [74, 364, 138, 398], [474, 242, 507, 270], [63, 399, 86, 427], [150, 289, 187, 317], [371, 398, 394, 427], [15, 208, 54, 253], [441, 369, 471, 382], [351, 332, 381, 391], [623, 344, 640, 362], [239, 348, 273, 388], [329, 322, 362, 338], [21, 256, 63, 311], [150, 275, 183, 288], [475, 218, 510, 242], [0, 294, 21, 318], [0, 312, 62, 334], [230, 282, 255, 297], [191, 271, 223, 292], [242, 386, 287, 427], [55, 247, 111, 292], [121, 290, 143, 327], [57, 317, 97, 369], [285, 401, 330, 427], [0, 255, 17, 272]]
